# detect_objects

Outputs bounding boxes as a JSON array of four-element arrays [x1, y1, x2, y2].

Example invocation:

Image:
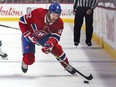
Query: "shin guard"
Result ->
[[51, 44, 69, 68], [23, 53, 35, 65]]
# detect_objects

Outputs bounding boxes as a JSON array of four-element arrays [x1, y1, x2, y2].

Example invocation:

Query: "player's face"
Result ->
[[49, 12, 60, 22]]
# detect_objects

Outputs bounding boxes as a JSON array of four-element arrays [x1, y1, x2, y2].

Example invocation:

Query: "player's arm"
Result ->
[[42, 20, 64, 54], [48, 29, 63, 45], [19, 15, 30, 36], [48, 19, 64, 46], [19, 14, 37, 44], [91, 0, 99, 9], [42, 29, 63, 54]]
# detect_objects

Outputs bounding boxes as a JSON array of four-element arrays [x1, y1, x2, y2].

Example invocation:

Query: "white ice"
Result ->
[[0, 22, 116, 87]]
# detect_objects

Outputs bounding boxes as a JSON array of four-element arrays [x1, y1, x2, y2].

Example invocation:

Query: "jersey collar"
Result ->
[[44, 14, 54, 25]]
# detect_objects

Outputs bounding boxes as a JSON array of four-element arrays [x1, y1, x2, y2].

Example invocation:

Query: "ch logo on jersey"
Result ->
[[34, 30, 48, 38], [31, 23, 49, 38]]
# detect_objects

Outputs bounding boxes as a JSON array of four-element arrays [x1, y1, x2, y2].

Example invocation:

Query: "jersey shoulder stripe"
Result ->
[[19, 16, 27, 24]]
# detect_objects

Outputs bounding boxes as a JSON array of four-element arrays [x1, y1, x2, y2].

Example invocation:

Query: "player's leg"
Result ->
[[74, 9, 84, 46], [51, 44, 76, 74], [0, 41, 8, 58], [36, 35, 76, 74], [85, 11, 93, 46], [21, 36, 35, 73]]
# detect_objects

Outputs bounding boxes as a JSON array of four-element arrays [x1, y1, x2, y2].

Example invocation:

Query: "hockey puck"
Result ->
[[84, 80, 89, 84]]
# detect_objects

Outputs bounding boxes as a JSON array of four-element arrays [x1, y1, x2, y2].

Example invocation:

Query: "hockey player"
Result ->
[[19, 2, 76, 74], [0, 41, 7, 58]]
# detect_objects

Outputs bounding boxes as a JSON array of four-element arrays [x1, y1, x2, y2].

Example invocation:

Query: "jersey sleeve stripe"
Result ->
[[57, 52, 66, 62], [31, 23, 38, 31], [19, 16, 27, 24], [23, 30, 31, 37], [49, 33, 60, 41], [49, 37, 59, 42]]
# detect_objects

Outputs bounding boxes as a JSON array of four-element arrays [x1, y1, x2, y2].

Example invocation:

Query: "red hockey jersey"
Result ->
[[19, 8, 64, 44]]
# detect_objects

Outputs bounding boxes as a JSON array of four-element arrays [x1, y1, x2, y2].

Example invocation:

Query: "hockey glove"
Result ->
[[28, 35, 37, 44], [23, 31, 37, 44], [41, 41, 54, 54]]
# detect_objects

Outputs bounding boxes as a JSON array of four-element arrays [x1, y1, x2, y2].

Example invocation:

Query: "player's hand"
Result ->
[[23, 31, 37, 44], [41, 41, 54, 54], [27, 35, 37, 44]]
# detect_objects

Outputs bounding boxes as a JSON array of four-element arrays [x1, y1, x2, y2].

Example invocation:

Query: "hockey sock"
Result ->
[[51, 44, 69, 68]]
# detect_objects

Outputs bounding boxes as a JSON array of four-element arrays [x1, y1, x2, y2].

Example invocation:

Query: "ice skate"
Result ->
[[74, 42, 79, 47], [0, 52, 8, 60], [21, 62, 28, 73], [0, 52, 7, 57], [86, 41, 92, 48], [0, 41, 8, 59]]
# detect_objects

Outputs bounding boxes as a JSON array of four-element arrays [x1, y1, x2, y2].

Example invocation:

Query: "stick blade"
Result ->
[[86, 74, 93, 80]]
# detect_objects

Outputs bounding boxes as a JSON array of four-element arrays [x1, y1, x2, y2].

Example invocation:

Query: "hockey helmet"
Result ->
[[49, 2, 62, 15]]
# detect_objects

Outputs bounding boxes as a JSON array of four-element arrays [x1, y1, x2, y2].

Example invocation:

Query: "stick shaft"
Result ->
[[0, 24, 19, 30]]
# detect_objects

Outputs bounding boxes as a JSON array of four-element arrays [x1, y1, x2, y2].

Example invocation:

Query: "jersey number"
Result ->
[[26, 13, 32, 19]]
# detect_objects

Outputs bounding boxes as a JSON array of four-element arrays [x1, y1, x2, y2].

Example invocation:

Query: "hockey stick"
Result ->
[[61, 60, 93, 80], [0, 23, 91, 79], [37, 40, 93, 80], [47, 50, 93, 80], [0, 24, 19, 30]]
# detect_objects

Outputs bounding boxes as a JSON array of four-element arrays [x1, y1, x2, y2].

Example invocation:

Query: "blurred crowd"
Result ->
[[0, 0, 116, 8], [0, 0, 73, 3], [99, 0, 116, 8]]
